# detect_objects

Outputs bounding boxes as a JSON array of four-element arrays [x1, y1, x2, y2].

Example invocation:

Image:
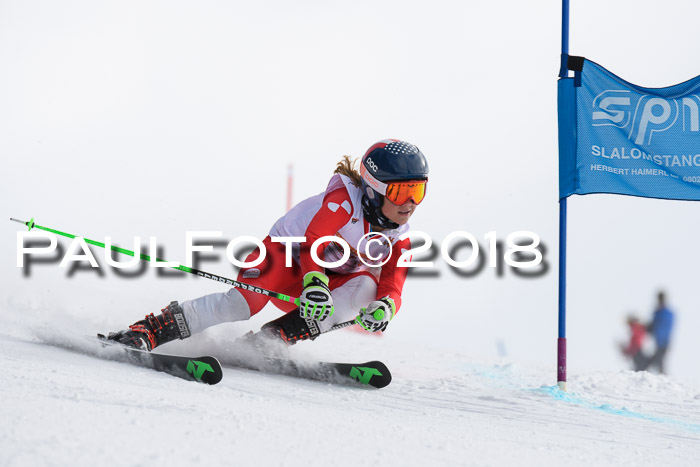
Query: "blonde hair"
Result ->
[[334, 155, 362, 187]]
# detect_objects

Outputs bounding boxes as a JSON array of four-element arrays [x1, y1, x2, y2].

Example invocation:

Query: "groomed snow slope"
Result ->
[[2, 302, 699, 467]]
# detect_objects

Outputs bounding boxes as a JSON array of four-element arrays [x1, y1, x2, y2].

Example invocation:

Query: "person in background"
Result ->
[[620, 314, 647, 371], [641, 291, 675, 374]]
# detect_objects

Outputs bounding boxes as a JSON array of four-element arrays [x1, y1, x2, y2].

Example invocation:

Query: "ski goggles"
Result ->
[[384, 180, 428, 205], [361, 165, 428, 205]]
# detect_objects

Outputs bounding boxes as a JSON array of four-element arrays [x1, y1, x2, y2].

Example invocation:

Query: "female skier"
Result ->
[[105, 139, 429, 350]]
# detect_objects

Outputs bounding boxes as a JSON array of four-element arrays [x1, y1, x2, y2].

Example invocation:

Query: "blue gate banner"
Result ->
[[558, 58, 700, 200]]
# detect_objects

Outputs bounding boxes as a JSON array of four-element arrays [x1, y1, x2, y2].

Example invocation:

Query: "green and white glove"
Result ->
[[356, 297, 396, 333], [299, 271, 334, 321]]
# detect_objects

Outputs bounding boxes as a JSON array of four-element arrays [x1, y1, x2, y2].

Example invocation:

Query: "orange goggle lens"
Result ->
[[385, 180, 427, 205]]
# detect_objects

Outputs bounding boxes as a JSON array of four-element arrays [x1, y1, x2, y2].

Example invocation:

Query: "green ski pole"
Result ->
[[10, 216, 302, 304], [11, 217, 358, 333]]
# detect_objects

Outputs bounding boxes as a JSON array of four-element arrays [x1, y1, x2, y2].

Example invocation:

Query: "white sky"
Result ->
[[2, 0, 699, 381]]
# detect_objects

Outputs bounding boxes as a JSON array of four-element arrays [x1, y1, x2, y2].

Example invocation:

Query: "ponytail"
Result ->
[[334, 155, 362, 187]]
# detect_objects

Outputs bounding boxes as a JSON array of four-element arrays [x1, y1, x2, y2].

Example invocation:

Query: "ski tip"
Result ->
[[368, 361, 392, 388], [191, 356, 224, 385], [181, 356, 224, 385], [348, 361, 392, 389]]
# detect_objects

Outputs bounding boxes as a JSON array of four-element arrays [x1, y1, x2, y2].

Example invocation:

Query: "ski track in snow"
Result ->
[[1, 306, 699, 467]]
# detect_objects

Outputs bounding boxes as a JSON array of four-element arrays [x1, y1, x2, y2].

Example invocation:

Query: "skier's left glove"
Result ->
[[356, 297, 396, 333], [299, 271, 334, 321]]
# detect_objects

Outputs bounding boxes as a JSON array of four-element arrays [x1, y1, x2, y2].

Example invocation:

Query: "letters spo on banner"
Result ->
[[558, 58, 700, 200]]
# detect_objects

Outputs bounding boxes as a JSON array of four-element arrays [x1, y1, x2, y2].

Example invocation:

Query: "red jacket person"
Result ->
[[105, 140, 430, 350]]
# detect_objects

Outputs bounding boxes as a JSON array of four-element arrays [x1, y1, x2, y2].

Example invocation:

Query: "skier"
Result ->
[[105, 139, 429, 351]]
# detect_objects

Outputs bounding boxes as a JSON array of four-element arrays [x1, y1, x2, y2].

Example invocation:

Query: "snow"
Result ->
[[2, 301, 699, 467]]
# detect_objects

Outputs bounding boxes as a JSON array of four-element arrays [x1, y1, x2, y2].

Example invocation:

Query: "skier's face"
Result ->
[[381, 198, 416, 225]]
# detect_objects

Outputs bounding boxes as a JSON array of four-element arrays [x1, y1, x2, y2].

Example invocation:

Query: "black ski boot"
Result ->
[[260, 311, 321, 345], [106, 301, 191, 351]]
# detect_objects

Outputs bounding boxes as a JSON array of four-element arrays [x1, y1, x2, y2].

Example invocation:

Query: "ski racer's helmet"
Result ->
[[360, 139, 429, 229]]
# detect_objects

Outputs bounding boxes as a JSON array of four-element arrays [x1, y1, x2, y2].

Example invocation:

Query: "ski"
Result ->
[[223, 355, 391, 389], [96, 335, 223, 385]]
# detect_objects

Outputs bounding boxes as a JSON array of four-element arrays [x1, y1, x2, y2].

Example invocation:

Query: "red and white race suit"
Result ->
[[181, 174, 413, 333]]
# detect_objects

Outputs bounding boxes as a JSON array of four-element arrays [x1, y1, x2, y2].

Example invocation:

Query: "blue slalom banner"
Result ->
[[559, 57, 700, 200]]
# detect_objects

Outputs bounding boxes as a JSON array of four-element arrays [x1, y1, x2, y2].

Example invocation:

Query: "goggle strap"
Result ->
[[360, 165, 388, 196]]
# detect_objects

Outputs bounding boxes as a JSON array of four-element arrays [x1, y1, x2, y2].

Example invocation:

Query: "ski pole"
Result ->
[[11, 217, 307, 306], [323, 318, 357, 334], [13, 217, 363, 336]]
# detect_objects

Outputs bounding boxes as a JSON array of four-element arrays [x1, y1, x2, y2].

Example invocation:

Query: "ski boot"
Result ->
[[260, 311, 321, 345], [105, 301, 191, 351], [236, 311, 321, 353]]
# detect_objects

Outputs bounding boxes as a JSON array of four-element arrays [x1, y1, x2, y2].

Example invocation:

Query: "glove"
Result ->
[[356, 297, 396, 333], [299, 271, 334, 321]]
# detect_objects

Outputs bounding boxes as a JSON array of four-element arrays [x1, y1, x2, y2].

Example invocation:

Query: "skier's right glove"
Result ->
[[298, 271, 334, 321], [356, 297, 396, 333]]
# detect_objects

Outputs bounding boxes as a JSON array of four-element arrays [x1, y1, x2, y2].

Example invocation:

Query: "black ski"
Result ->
[[96, 334, 223, 385], [223, 355, 391, 388]]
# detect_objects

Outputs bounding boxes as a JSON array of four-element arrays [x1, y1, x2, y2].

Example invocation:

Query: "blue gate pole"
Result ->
[[557, 0, 570, 391], [558, 199, 567, 391]]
